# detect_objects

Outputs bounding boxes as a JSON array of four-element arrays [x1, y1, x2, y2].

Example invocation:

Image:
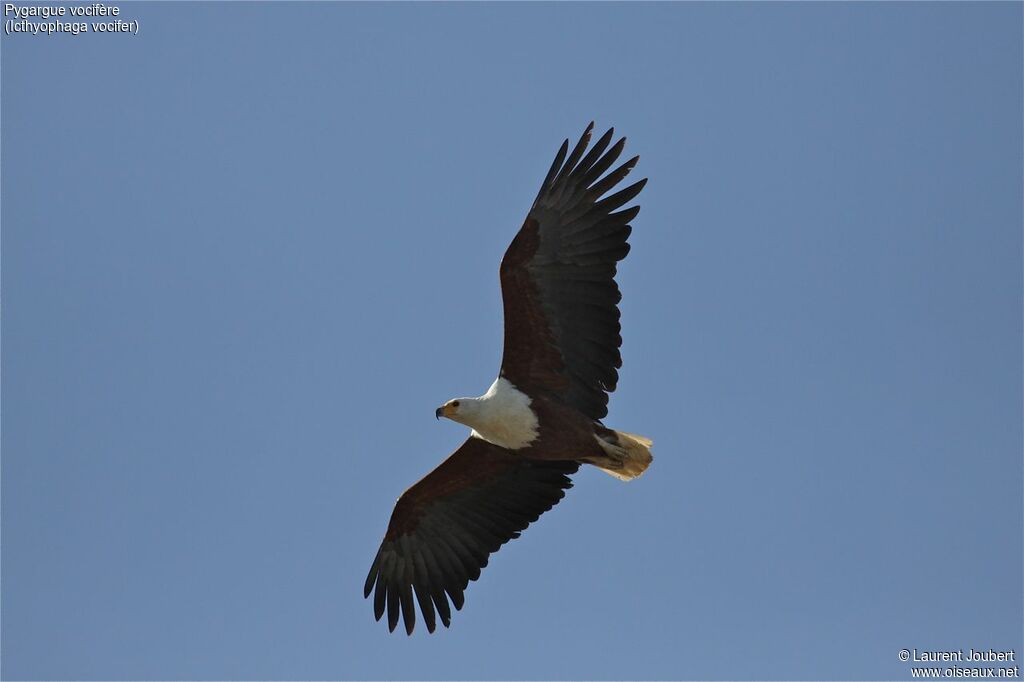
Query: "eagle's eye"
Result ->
[[452, 401, 460, 408]]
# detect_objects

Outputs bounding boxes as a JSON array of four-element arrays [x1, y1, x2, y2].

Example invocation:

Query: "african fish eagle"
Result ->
[[364, 123, 652, 635]]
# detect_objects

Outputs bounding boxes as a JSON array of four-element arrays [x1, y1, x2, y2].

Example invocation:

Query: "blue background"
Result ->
[[3, 3, 1021, 679]]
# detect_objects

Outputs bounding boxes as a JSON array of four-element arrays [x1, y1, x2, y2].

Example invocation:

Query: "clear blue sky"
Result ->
[[3, 3, 1021, 680]]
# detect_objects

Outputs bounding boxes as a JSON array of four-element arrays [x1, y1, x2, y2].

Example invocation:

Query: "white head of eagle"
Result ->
[[436, 377, 540, 450]]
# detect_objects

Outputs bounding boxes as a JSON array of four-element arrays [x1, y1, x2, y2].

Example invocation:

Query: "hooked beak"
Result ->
[[436, 403, 457, 420]]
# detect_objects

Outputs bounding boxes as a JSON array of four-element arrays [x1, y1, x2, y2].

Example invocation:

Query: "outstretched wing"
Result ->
[[499, 122, 646, 420], [364, 438, 578, 634]]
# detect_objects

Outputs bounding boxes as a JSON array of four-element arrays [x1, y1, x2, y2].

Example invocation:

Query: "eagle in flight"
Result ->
[[364, 123, 652, 634]]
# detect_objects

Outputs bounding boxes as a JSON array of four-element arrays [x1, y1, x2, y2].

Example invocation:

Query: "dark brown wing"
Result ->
[[500, 122, 646, 420], [363, 437, 578, 634]]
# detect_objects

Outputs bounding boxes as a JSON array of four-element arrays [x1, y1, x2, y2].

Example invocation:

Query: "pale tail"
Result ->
[[592, 430, 654, 481]]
